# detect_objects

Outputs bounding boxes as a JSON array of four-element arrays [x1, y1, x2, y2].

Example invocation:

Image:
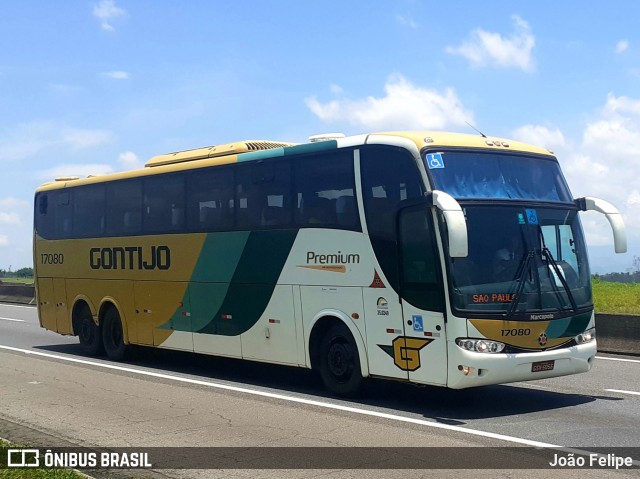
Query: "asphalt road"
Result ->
[[1, 302, 639, 478]]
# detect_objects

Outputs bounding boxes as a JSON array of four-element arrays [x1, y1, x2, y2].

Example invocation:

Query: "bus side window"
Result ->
[[73, 185, 106, 238], [55, 191, 72, 239], [35, 193, 54, 239], [106, 180, 142, 236], [187, 167, 234, 232], [236, 160, 291, 230], [293, 151, 359, 230], [144, 174, 185, 234]]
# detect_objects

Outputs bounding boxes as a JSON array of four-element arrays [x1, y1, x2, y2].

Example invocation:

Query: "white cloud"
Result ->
[[38, 163, 114, 180], [0, 197, 30, 259], [511, 125, 566, 150], [0, 198, 26, 226], [602, 93, 640, 116], [0, 198, 29, 209], [329, 84, 344, 95], [446, 15, 536, 71], [118, 151, 142, 170], [93, 0, 126, 31], [616, 40, 629, 54], [627, 190, 640, 207], [396, 15, 418, 29], [105, 71, 130, 80], [63, 129, 114, 149], [518, 94, 640, 250], [506, 92, 640, 254], [0, 212, 21, 226], [0, 122, 115, 162], [306, 74, 473, 130]]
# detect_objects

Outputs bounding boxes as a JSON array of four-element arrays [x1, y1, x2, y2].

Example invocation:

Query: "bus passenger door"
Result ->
[[397, 205, 447, 386]]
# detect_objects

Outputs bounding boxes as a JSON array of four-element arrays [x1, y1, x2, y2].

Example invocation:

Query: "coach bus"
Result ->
[[33, 131, 626, 396]]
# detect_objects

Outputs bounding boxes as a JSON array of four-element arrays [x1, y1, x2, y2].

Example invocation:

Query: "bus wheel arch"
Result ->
[[309, 315, 368, 397], [72, 299, 104, 356], [99, 301, 129, 361]]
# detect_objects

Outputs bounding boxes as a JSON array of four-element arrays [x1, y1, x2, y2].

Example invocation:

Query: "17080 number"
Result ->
[[501, 328, 531, 336], [41, 253, 64, 265]]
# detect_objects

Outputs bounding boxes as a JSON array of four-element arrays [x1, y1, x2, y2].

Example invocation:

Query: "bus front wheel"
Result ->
[[318, 323, 363, 397], [102, 307, 128, 361]]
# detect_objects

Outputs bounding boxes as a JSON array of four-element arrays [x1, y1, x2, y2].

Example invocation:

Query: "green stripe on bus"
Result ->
[[237, 148, 286, 162], [163, 229, 298, 335], [196, 229, 298, 335]]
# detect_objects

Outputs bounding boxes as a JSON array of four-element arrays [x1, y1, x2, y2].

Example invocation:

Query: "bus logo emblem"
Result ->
[[538, 332, 548, 346], [378, 336, 433, 371]]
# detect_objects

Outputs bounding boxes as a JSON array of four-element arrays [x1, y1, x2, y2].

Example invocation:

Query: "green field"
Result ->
[[592, 278, 640, 315], [0, 278, 34, 285]]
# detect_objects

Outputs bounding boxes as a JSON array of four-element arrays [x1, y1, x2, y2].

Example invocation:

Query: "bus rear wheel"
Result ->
[[318, 323, 363, 397], [102, 307, 128, 361], [77, 308, 104, 356]]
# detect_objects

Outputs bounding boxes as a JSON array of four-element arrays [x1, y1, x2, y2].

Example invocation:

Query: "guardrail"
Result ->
[[0, 284, 36, 305], [594, 313, 640, 355], [0, 284, 638, 355]]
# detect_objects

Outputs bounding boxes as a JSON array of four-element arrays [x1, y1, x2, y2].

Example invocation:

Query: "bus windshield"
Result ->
[[446, 205, 592, 318], [424, 150, 573, 202]]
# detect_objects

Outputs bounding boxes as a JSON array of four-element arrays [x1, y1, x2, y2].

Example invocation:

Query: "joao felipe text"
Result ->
[[549, 453, 634, 469]]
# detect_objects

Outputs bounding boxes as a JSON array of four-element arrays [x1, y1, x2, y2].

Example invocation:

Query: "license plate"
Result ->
[[531, 360, 555, 373]]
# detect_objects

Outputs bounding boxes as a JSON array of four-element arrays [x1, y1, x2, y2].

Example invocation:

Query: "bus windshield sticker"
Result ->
[[426, 153, 444, 169], [525, 209, 539, 224], [518, 213, 526, 224]]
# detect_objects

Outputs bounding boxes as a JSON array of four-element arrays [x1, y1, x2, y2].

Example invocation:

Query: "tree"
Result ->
[[16, 267, 34, 278]]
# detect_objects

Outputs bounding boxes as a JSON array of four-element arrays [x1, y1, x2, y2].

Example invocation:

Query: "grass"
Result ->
[[592, 278, 640, 315], [0, 440, 83, 479], [0, 278, 34, 285]]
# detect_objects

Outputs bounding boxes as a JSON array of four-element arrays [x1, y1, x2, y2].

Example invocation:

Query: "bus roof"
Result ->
[[35, 130, 554, 192], [375, 130, 553, 156]]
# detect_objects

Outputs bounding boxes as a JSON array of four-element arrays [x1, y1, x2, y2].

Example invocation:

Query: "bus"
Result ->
[[34, 131, 627, 396]]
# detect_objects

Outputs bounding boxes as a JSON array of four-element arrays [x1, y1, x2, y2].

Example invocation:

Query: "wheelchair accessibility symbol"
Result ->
[[426, 153, 445, 169]]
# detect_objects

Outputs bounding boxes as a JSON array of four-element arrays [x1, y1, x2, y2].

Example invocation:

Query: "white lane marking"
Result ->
[[0, 344, 559, 449], [0, 304, 34, 309], [605, 389, 640, 396], [596, 356, 640, 364], [0, 317, 25, 322]]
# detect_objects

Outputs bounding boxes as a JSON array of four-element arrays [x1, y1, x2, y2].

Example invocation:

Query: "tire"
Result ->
[[77, 307, 104, 356], [102, 307, 128, 361], [318, 323, 363, 397]]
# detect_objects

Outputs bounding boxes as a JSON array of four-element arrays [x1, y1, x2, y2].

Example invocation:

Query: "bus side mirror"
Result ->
[[431, 190, 468, 258], [575, 196, 627, 253]]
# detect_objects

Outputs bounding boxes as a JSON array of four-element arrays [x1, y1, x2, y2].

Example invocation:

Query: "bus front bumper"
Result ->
[[446, 340, 597, 389]]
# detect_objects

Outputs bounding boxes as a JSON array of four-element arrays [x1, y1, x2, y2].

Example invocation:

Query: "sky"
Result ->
[[1, 1, 640, 273]]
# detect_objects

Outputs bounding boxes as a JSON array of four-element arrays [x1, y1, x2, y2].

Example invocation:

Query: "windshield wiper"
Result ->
[[538, 227, 578, 312], [506, 251, 535, 318], [541, 246, 577, 311]]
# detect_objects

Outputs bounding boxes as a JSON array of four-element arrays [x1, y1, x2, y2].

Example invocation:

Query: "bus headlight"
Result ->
[[456, 338, 505, 353], [575, 328, 595, 344]]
